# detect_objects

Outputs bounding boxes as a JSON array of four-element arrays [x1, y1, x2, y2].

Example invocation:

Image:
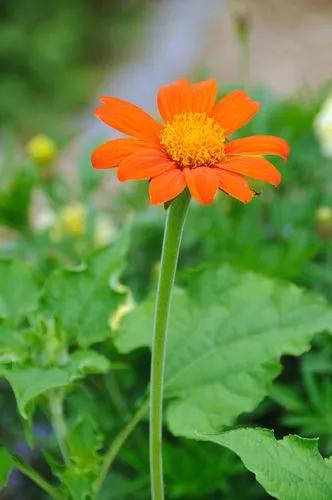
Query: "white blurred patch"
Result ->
[[314, 96, 332, 158]]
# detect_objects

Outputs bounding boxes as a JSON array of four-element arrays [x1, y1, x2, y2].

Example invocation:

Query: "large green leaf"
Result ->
[[202, 428, 332, 500], [0, 260, 40, 325], [115, 266, 332, 437], [42, 229, 129, 347], [4, 349, 110, 419], [0, 446, 15, 487]]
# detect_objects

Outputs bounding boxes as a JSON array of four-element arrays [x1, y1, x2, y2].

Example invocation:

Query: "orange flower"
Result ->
[[91, 78, 289, 205]]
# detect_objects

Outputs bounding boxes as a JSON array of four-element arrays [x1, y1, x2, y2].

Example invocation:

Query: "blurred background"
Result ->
[[2, 0, 332, 137], [1, 0, 332, 499]]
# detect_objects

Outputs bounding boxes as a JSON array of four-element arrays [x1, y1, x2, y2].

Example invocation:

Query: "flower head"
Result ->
[[92, 78, 289, 205]]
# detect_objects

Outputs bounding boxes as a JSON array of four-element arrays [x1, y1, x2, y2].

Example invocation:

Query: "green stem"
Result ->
[[93, 400, 149, 497], [48, 389, 68, 465], [105, 373, 147, 448], [105, 372, 129, 416], [15, 460, 62, 500], [149, 189, 191, 500]]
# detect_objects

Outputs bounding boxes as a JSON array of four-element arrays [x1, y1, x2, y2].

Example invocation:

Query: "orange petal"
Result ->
[[91, 139, 154, 169], [157, 78, 192, 122], [191, 79, 217, 113], [225, 135, 289, 160], [217, 156, 281, 186], [214, 169, 254, 203], [117, 149, 176, 181], [95, 97, 161, 144], [211, 90, 260, 135], [183, 167, 219, 205], [149, 169, 186, 205]]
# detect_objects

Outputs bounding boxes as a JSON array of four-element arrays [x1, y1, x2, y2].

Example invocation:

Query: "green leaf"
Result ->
[[67, 417, 103, 472], [115, 265, 332, 437], [48, 414, 104, 500], [59, 467, 96, 500], [0, 320, 29, 364], [42, 229, 129, 347], [0, 167, 35, 229], [97, 472, 150, 500], [4, 349, 110, 419], [0, 446, 15, 487], [66, 349, 110, 377], [0, 260, 40, 325], [164, 439, 241, 498], [201, 428, 332, 500], [4, 366, 72, 419]]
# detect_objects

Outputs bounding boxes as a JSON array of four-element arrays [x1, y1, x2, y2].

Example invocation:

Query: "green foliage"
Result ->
[[0, 260, 40, 324], [67, 417, 103, 472], [163, 440, 242, 498], [0, 167, 36, 229], [0, 319, 28, 363], [269, 342, 332, 454], [42, 229, 130, 347], [54, 417, 103, 500], [0, 230, 131, 498], [1, 80, 332, 498], [202, 428, 332, 500], [3, 350, 110, 420], [0, 0, 148, 134], [115, 265, 332, 437], [0, 447, 15, 487]]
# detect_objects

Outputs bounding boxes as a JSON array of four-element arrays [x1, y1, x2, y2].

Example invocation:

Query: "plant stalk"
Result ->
[[149, 189, 191, 500], [48, 389, 68, 465], [15, 460, 62, 500], [93, 399, 149, 497]]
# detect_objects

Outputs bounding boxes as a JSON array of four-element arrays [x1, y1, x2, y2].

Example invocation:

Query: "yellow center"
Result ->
[[160, 112, 225, 168]]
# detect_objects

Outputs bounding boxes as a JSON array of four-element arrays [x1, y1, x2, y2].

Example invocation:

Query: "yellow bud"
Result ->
[[51, 203, 86, 241], [316, 206, 332, 223], [315, 206, 332, 237], [27, 134, 57, 166]]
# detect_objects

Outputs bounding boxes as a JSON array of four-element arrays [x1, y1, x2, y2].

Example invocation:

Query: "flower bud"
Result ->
[[51, 203, 86, 241], [315, 206, 332, 237], [27, 134, 57, 166]]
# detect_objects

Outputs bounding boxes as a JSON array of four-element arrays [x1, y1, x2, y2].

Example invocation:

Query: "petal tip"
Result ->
[[99, 96, 111, 104], [90, 151, 99, 169], [95, 106, 105, 121], [282, 144, 290, 161], [270, 170, 282, 187], [90, 148, 104, 169], [272, 177, 282, 187], [116, 169, 126, 182], [241, 189, 255, 204]]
